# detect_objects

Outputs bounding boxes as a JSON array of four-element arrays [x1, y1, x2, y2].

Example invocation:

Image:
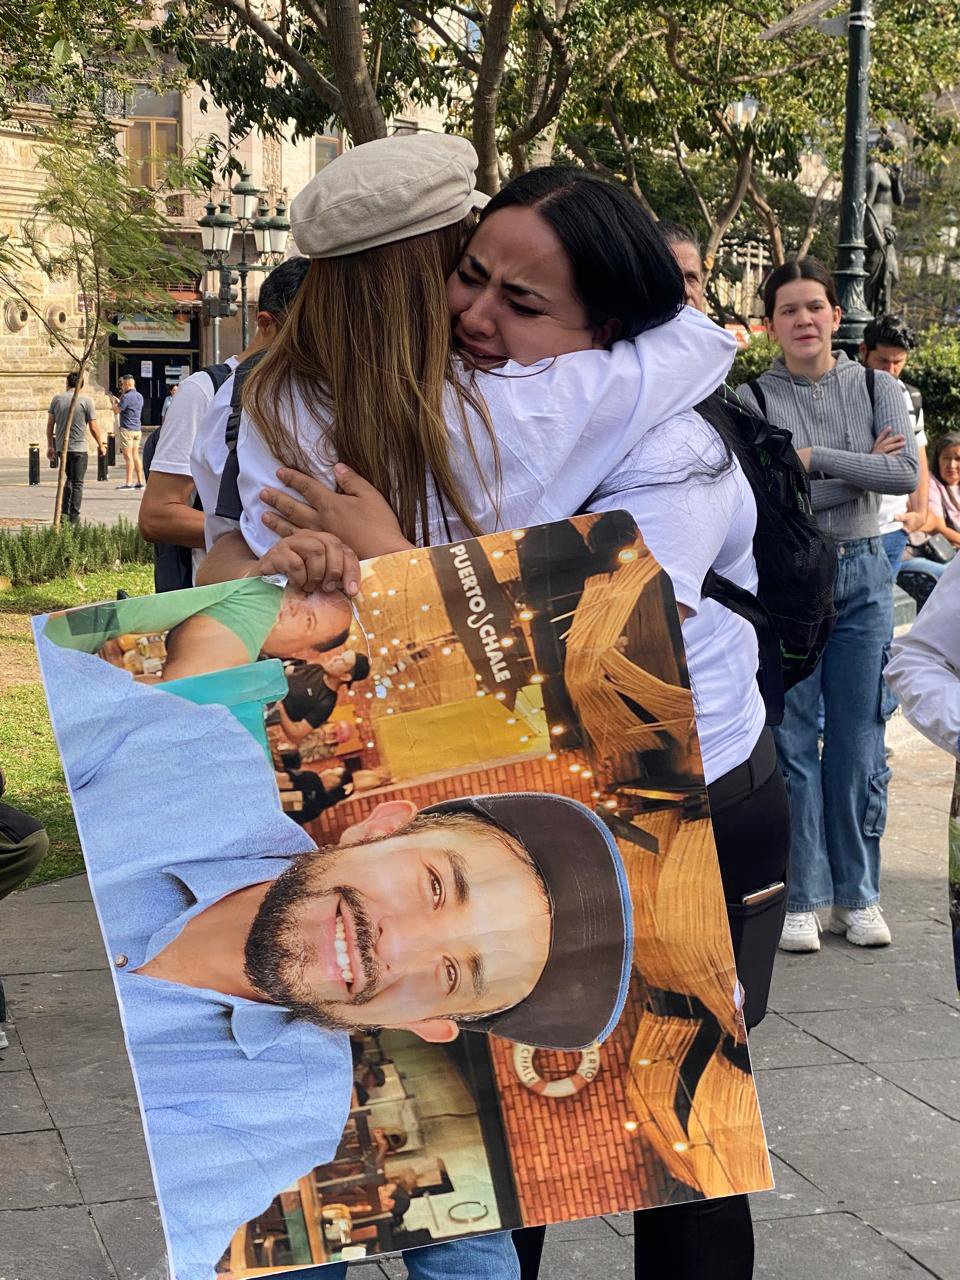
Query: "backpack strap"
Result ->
[[214, 352, 265, 521], [865, 366, 876, 417], [702, 568, 785, 727], [746, 379, 767, 419], [142, 361, 233, 480]]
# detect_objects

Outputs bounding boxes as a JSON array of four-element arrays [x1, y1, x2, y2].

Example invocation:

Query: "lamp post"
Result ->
[[833, 0, 875, 353], [230, 169, 264, 349], [760, 0, 876, 352], [196, 173, 291, 361]]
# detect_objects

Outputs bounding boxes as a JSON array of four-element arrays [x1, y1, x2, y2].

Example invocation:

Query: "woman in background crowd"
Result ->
[[925, 432, 960, 550], [737, 257, 918, 955]]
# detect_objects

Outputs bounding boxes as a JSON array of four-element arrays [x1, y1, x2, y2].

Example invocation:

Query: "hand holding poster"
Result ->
[[35, 515, 772, 1278]]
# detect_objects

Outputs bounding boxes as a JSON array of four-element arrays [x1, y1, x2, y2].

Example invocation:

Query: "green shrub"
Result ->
[[728, 334, 779, 389], [0, 517, 151, 586], [909, 326, 960, 442]]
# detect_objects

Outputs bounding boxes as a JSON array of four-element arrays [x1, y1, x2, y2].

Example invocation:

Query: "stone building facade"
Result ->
[[0, 109, 118, 456], [0, 90, 329, 455]]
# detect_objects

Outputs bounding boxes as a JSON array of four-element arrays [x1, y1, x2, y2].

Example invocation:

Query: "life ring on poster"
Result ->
[[512, 1043, 601, 1098]]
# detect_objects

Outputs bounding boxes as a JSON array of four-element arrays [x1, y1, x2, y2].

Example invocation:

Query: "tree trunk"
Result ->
[[326, 0, 388, 143], [473, 0, 515, 194]]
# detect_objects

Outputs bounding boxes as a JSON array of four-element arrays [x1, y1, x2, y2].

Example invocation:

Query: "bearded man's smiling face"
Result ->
[[244, 811, 552, 1043]]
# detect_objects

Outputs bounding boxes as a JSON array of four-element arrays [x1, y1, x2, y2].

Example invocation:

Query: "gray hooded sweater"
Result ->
[[737, 351, 919, 542]]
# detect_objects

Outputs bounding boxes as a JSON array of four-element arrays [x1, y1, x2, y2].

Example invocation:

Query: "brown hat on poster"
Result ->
[[425, 793, 634, 1051], [290, 134, 489, 259]]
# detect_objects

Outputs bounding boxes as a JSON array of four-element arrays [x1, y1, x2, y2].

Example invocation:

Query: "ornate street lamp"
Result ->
[[833, 0, 875, 352], [197, 200, 218, 259], [762, 0, 876, 353], [266, 199, 291, 262], [211, 199, 237, 259]]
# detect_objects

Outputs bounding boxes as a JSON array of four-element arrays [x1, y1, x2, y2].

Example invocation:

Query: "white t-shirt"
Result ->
[[150, 356, 239, 580], [191, 368, 244, 551], [589, 413, 765, 782], [878, 380, 925, 534], [191, 306, 765, 781], [887, 554, 960, 759]]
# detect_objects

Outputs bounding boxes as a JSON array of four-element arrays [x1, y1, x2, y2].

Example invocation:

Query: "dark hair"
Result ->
[[862, 313, 917, 353], [931, 431, 960, 483], [257, 256, 310, 319], [314, 624, 351, 655], [66, 371, 81, 389], [349, 652, 371, 684], [761, 256, 839, 318], [480, 166, 685, 340], [658, 220, 702, 257]]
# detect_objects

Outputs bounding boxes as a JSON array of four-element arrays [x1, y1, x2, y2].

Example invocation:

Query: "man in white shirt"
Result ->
[[139, 258, 309, 585], [860, 314, 930, 578]]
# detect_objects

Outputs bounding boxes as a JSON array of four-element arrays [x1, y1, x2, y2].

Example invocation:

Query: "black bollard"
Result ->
[[97, 449, 109, 481], [28, 443, 40, 486], [107, 432, 116, 466]]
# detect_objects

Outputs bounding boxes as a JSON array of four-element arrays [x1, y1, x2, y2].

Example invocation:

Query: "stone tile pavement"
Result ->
[[0, 456, 147, 528], [1, 723, 957, 1279]]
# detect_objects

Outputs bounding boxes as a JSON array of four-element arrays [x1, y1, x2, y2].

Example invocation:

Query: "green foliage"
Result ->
[[0, 0, 167, 138], [728, 335, 779, 389], [0, 563, 152, 885], [0, 518, 151, 586], [908, 326, 960, 439]]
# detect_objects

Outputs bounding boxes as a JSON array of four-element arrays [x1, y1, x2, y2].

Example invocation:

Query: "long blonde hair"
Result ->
[[243, 217, 498, 544]]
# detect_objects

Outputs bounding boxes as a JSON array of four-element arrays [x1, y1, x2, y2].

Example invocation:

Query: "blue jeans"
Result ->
[[899, 555, 949, 585], [882, 527, 949, 585], [774, 538, 892, 912], [881, 527, 909, 578], [286, 1232, 520, 1279]]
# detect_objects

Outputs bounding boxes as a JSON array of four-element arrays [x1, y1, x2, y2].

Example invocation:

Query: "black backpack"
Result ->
[[142, 362, 233, 593], [212, 350, 266, 521], [697, 383, 838, 726]]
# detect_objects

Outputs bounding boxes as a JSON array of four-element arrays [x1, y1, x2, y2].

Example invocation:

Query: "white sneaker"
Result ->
[[779, 910, 821, 953], [829, 904, 891, 947]]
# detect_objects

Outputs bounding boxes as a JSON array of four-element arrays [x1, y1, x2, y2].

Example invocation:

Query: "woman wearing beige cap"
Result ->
[[196, 139, 787, 1280]]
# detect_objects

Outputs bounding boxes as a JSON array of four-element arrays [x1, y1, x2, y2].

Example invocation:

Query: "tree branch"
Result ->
[[395, 0, 481, 73], [745, 173, 785, 267], [562, 130, 617, 177], [605, 97, 659, 221], [298, 0, 329, 38], [325, 0, 387, 141], [656, 7, 830, 87], [507, 38, 573, 152], [210, 0, 343, 114], [671, 126, 714, 228], [472, 0, 514, 193], [797, 171, 834, 257]]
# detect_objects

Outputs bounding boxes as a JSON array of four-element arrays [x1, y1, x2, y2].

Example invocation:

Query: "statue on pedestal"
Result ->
[[864, 137, 905, 317]]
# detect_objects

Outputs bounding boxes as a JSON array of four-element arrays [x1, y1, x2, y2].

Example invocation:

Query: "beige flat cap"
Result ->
[[291, 134, 489, 259]]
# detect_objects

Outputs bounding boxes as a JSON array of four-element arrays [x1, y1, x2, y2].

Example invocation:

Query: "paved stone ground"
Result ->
[[0, 455, 148, 528], [1, 720, 957, 1280]]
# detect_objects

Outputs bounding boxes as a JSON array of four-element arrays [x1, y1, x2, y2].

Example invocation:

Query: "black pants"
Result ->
[[59, 451, 88, 524], [0, 801, 49, 1023], [514, 730, 790, 1280]]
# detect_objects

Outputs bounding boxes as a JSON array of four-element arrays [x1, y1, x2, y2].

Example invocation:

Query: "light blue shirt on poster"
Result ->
[[34, 627, 353, 1280]]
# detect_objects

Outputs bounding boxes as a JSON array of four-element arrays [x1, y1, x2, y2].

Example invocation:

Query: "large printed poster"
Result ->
[[35, 514, 772, 1279]]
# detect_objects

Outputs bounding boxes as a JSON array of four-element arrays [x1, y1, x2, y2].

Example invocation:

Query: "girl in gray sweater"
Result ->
[[738, 257, 917, 954]]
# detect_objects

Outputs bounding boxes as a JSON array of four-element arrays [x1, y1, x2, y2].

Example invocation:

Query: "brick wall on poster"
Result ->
[[488, 990, 676, 1223], [311, 750, 599, 843]]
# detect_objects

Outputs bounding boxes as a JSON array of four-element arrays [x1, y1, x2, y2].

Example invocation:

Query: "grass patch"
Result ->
[[0, 564, 153, 618], [1, 563, 153, 886]]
